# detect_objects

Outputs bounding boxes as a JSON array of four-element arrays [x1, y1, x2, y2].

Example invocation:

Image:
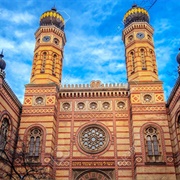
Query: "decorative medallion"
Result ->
[[78, 124, 109, 154], [35, 97, 44, 105], [102, 102, 110, 109], [144, 94, 152, 102], [63, 102, 70, 110], [117, 101, 125, 109], [77, 102, 85, 110], [90, 102, 97, 109]]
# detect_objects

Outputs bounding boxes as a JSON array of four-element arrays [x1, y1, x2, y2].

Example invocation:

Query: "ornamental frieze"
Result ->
[[22, 107, 54, 114], [130, 85, 162, 92], [74, 113, 113, 119], [132, 105, 166, 112]]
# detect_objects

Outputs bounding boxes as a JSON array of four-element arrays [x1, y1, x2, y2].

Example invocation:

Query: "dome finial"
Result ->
[[51, 4, 57, 12], [132, 4, 137, 8]]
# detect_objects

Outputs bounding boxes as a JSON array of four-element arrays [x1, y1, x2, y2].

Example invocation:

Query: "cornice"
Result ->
[[1, 78, 22, 108]]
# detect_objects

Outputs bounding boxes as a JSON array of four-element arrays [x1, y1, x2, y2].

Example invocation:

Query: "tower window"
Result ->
[[150, 50, 157, 74], [0, 118, 9, 150], [31, 53, 38, 77], [141, 49, 147, 70], [144, 126, 161, 162], [28, 128, 42, 157], [41, 52, 47, 73], [52, 54, 57, 75], [53, 38, 59, 45], [128, 35, 134, 42], [130, 51, 135, 73]]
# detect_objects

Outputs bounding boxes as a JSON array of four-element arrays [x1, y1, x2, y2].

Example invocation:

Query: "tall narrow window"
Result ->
[[52, 54, 57, 75], [32, 53, 38, 77], [141, 49, 147, 70], [41, 52, 47, 73], [0, 118, 9, 150], [28, 128, 42, 157], [145, 126, 161, 162], [130, 51, 135, 73], [150, 50, 157, 73]]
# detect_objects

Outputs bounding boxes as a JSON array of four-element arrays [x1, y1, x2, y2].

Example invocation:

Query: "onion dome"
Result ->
[[0, 50, 6, 70], [40, 7, 64, 31], [123, 4, 149, 27]]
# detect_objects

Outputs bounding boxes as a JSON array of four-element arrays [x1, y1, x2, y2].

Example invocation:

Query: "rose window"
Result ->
[[35, 97, 43, 105], [117, 101, 125, 109], [63, 102, 70, 110], [78, 125, 109, 154], [90, 102, 97, 109], [144, 94, 152, 102], [77, 102, 85, 110], [103, 102, 110, 109]]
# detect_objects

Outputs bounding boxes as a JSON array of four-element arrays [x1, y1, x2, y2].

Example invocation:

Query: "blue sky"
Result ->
[[0, 0, 179, 102]]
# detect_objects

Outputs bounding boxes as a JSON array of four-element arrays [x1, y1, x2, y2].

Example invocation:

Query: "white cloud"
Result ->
[[0, 8, 36, 25]]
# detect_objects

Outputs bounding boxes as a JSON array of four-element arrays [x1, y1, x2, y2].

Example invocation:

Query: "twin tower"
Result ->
[[30, 5, 158, 85]]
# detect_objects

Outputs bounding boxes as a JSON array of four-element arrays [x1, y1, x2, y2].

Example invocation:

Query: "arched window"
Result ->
[[130, 51, 135, 73], [0, 118, 9, 150], [145, 126, 161, 162], [28, 128, 42, 157], [31, 53, 38, 77], [150, 50, 157, 74], [52, 54, 57, 75], [178, 115, 180, 125], [141, 49, 147, 70], [41, 52, 47, 73]]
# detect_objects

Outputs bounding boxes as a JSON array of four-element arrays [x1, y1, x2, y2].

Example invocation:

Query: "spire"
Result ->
[[0, 49, 6, 78], [51, 5, 57, 12]]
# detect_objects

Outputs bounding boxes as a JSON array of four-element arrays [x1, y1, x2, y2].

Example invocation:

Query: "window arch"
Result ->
[[140, 49, 147, 70], [28, 128, 42, 157], [52, 54, 57, 75], [150, 50, 157, 74], [0, 118, 9, 150], [144, 126, 161, 162], [129, 51, 135, 73], [31, 53, 38, 77], [41, 52, 47, 73]]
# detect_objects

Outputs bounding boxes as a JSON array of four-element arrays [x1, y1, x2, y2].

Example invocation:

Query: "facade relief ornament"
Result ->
[[90, 80, 102, 88]]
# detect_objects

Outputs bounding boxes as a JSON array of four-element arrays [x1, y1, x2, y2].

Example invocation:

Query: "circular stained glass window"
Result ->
[[63, 102, 70, 110], [144, 94, 152, 102], [90, 102, 97, 109], [117, 101, 125, 109], [35, 97, 43, 105], [103, 102, 110, 109], [78, 124, 109, 154], [77, 102, 85, 110]]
